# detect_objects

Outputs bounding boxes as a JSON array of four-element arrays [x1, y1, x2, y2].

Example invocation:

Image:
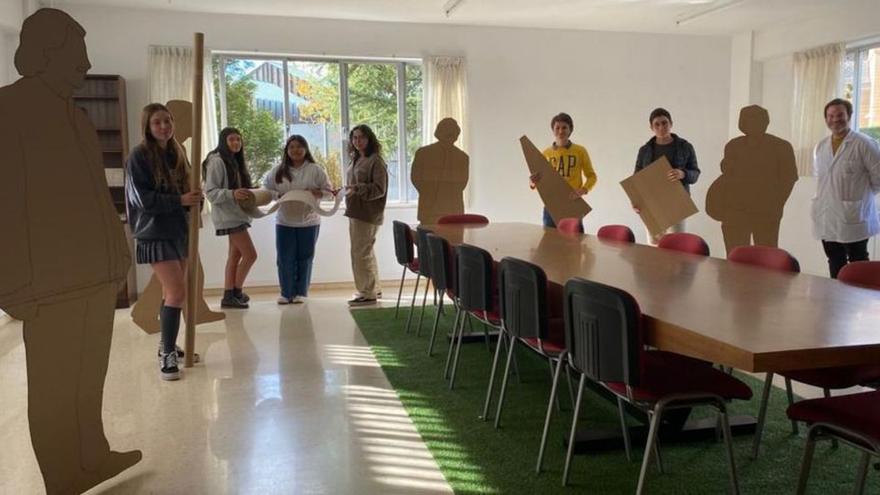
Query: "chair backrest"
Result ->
[[838, 261, 880, 289], [426, 233, 455, 293], [564, 277, 642, 386], [392, 220, 415, 266], [557, 218, 582, 234], [456, 243, 496, 312], [657, 232, 710, 256], [415, 226, 433, 277], [597, 224, 636, 243], [498, 257, 547, 339], [728, 245, 800, 273], [437, 214, 490, 225]]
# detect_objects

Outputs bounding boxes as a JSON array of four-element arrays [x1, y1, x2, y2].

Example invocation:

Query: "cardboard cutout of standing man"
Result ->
[[0, 8, 141, 494], [411, 118, 469, 224], [706, 105, 798, 255]]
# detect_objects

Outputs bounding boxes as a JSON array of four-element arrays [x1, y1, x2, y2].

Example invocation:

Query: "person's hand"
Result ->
[[233, 188, 251, 201], [344, 185, 356, 196], [310, 188, 323, 199], [529, 172, 542, 189], [632, 206, 641, 214], [181, 190, 204, 206], [569, 187, 587, 200], [667, 169, 685, 181]]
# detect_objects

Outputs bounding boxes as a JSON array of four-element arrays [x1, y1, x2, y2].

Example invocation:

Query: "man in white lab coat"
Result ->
[[811, 98, 880, 278]]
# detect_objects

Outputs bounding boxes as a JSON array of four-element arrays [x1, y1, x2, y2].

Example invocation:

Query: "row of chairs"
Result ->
[[391, 216, 880, 493]]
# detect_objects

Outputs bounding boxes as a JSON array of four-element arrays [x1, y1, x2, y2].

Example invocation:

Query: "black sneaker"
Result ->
[[221, 295, 249, 308], [159, 351, 180, 381], [348, 295, 377, 307], [157, 345, 200, 364], [235, 290, 250, 303]]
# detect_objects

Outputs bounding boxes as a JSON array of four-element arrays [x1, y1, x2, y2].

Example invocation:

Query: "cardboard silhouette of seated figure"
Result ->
[[411, 118, 469, 224], [706, 105, 798, 255], [0, 8, 141, 494], [130, 99, 224, 334]]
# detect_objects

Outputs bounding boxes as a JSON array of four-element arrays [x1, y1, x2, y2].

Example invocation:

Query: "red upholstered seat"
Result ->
[[471, 309, 501, 325], [438, 214, 489, 225], [406, 258, 419, 272], [729, 245, 799, 272], [787, 390, 880, 447], [606, 350, 753, 403], [522, 317, 565, 355], [785, 365, 880, 390], [838, 261, 880, 289], [597, 224, 636, 243], [657, 233, 709, 256], [557, 218, 582, 234]]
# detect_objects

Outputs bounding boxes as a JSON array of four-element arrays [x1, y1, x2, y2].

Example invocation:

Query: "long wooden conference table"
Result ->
[[428, 222, 880, 374]]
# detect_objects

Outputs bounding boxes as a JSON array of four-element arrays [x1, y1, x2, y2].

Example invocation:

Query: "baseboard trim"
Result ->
[[200, 279, 422, 297]]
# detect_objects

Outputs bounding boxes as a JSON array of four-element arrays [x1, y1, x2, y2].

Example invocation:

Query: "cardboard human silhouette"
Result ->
[[411, 118, 469, 224], [130, 99, 224, 334], [0, 8, 141, 494], [621, 156, 698, 239], [520, 135, 591, 224], [705, 105, 798, 255], [238, 187, 343, 218]]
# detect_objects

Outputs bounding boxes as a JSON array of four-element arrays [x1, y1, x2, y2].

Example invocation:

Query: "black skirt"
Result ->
[[216, 223, 250, 236], [136, 238, 188, 264]]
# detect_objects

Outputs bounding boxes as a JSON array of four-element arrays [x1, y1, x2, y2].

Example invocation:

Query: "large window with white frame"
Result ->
[[213, 54, 423, 204], [842, 43, 880, 141]]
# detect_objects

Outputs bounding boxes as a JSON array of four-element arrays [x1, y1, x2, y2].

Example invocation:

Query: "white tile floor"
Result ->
[[0, 289, 452, 495]]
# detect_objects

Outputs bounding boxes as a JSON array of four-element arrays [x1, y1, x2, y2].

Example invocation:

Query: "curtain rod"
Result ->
[[211, 49, 421, 64]]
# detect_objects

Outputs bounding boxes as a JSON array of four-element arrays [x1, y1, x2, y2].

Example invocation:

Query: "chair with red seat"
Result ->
[[406, 226, 434, 334], [392, 221, 419, 319], [424, 233, 471, 361], [437, 213, 490, 225], [838, 260, 880, 289], [787, 390, 880, 494], [538, 277, 751, 492], [657, 232, 710, 256], [597, 224, 636, 243], [557, 217, 583, 234], [483, 257, 567, 431]]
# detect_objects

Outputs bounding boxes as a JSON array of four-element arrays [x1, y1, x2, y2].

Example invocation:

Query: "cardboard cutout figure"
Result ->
[[238, 188, 343, 218], [0, 9, 141, 494], [130, 99, 224, 334], [520, 135, 592, 224], [621, 156, 698, 240], [411, 118, 469, 224], [706, 105, 798, 255]]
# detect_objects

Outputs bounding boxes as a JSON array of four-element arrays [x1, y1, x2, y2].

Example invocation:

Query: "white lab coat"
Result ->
[[811, 130, 880, 243]]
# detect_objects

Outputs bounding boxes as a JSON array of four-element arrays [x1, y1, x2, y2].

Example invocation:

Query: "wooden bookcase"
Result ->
[[72, 75, 138, 308]]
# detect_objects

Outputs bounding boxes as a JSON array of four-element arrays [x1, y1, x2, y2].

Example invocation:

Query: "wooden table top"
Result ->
[[426, 222, 880, 372]]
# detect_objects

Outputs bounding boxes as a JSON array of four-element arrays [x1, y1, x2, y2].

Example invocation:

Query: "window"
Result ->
[[215, 55, 423, 203], [842, 44, 880, 141]]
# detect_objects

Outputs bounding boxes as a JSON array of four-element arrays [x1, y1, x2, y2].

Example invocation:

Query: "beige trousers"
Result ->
[[349, 218, 381, 298]]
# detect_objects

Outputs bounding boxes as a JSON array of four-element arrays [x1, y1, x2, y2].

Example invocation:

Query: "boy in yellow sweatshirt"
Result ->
[[529, 112, 597, 232]]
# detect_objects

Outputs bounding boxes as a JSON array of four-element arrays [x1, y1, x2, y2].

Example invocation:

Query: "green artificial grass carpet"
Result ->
[[351, 306, 879, 494]]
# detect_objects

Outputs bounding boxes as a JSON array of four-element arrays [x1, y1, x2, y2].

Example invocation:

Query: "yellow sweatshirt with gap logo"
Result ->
[[542, 142, 597, 193]]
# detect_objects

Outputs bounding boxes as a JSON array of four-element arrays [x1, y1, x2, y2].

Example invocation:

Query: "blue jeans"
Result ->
[[276, 224, 320, 298], [542, 208, 583, 232]]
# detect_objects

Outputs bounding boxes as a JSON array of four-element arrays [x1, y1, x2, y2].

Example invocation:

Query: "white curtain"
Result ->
[[423, 56, 468, 151], [791, 43, 844, 176], [147, 45, 218, 166]]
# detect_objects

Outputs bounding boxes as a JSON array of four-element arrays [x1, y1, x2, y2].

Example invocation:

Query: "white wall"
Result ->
[[61, 4, 732, 292], [0, 0, 24, 86]]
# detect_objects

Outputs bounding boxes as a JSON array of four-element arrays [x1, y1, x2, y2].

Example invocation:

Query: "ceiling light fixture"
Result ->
[[443, 0, 465, 18], [675, 0, 747, 26]]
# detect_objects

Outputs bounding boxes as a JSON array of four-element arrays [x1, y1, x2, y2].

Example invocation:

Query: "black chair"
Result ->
[[405, 226, 433, 334], [425, 233, 462, 360], [484, 257, 567, 430], [539, 278, 752, 492], [391, 221, 419, 319]]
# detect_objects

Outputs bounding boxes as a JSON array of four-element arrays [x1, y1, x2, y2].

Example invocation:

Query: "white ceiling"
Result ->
[[50, 0, 848, 36]]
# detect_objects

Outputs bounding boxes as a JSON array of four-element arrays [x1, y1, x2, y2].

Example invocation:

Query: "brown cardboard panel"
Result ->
[[621, 156, 698, 239], [705, 105, 798, 255], [411, 118, 469, 224], [0, 8, 141, 493], [520, 135, 591, 224]]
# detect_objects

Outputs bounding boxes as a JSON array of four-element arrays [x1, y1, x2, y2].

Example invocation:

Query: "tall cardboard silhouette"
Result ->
[[520, 135, 592, 224], [0, 9, 141, 494], [130, 99, 224, 334], [706, 105, 798, 255], [411, 118, 469, 224]]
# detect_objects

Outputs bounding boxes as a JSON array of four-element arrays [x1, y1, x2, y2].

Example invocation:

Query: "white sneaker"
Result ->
[[277, 296, 291, 305], [159, 351, 180, 381], [291, 296, 306, 304]]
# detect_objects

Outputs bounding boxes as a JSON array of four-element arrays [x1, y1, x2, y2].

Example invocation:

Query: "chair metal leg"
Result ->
[[416, 279, 431, 335], [795, 427, 819, 495], [617, 397, 633, 462], [420, 290, 443, 338], [718, 402, 741, 495], [404, 274, 421, 334], [394, 266, 407, 318], [481, 332, 506, 421], [481, 321, 491, 352], [636, 406, 664, 495], [854, 451, 870, 495], [548, 358, 562, 412], [785, 377, 799, 434], [537, 352, 566, 474], [444, 305, 463, 378], [752, 372, 775, 459], [493, 335, 518, 429], [428, 297, 451, 357], [562, 373, 587, 486], [449, 312, 469, 389], [821, 388, 839, 449], [565, 365, 575, 407]]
